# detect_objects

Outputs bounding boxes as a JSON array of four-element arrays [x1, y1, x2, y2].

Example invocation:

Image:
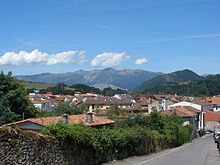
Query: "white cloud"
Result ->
[[0, 49, 86, 65], [135, 57, 148, 65], [95, 24, 113, 31], [91, 52, 129, 67]]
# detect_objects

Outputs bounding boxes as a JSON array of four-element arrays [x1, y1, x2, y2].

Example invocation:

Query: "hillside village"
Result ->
[[9, 90, 219, 134]]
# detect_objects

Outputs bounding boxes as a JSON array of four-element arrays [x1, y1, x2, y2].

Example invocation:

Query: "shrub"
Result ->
[[41, 113, 193, 164]]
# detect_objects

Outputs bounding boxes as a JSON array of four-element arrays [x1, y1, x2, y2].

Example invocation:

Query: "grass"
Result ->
[[22, 82, 55, 89]]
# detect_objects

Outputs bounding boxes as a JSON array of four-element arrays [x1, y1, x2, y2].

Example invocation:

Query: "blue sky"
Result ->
[[0, 0, 220, 75]]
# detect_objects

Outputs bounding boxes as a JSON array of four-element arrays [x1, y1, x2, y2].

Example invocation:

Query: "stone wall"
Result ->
[[0, 127, 97, 165]]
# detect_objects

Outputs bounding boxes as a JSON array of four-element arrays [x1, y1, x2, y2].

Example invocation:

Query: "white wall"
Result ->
[[168, 101, 202, 111], [34, 103, 53, 111]]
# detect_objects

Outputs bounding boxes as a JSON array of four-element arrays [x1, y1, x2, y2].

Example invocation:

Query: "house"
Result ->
[[161, 106, 203, 130], [73, 95, 134, 113], [168, 100, 206, 130], [29, 93, 56, 111], [3, 114, 115, 131], [204, 111, 220, 131], [136, 99, 149, 109], [161, 98, 175, 111], [148, 100, 162, 113], [126, 103, 148, 114], [205, 96, 220, 112], [168, 98, 213, 111], [31, 99, 54, 111]]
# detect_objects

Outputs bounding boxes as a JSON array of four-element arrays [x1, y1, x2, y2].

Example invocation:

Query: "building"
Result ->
[[205, 96, 220, 112], [161, 106, 203, 130], [204, 111, 220, 131], [168, 100, 212, 111], [71, 94, 134, 113], [3, 114, 115, 131]]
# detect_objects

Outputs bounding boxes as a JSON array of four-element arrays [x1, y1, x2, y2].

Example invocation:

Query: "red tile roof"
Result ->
[[161, 106, 200, 117], [31, 100, 52, 104], [5, 114, 115, 127], [205, 96, 220, 105], [204, 111, 220, 122]]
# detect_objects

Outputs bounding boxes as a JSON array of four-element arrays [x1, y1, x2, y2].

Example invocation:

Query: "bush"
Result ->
[[41, 113, 193, 164]]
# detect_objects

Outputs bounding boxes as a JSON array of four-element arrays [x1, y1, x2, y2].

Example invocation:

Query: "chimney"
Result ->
[[62, 113, 68, 124], [86, 112, 93, 123]]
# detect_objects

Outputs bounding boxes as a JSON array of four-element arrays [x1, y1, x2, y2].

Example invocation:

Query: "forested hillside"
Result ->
[[143, 74, 220, 96]]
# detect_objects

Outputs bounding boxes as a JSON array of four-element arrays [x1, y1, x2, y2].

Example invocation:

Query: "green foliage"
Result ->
[[115, 114, 148, 128], [143, 74, 220, 96], [22, 81, 54, 90], [69, 84, 102, 94], [36, 102, 87, 117], [102, 87, 127, 96], [107, 105, 127, 119], [41, 122, 70, 140], [42, 112, 192, 164], [0, 98, 20, 125], [137, 69, 203, 91], [40, 83, 74, 95], [69, 84, 127, 96], [147, 110, 165, 132], [115, 111, 192, 149], [0, 72, 36, 125]]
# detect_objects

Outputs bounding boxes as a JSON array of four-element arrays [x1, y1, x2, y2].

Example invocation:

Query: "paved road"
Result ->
[[105, 135, 220, 165]]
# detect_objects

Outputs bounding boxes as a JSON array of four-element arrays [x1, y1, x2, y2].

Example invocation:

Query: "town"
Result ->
[[1, 70, 220, 164], [17, 90, 220, 134], [1, 0, 220, 164]]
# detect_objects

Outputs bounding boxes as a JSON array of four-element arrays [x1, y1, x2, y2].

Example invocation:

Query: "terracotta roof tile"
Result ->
[[31, 100, 53, 104], [205, 96, 220, 105], [5, 114, 115, 127], [205, 111, 220, 122], [161, 106, 200, 117]]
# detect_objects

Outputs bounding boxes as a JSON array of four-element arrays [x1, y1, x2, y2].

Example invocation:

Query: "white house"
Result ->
[[31, 100, 54, 111], [168, 101, 208, 130]]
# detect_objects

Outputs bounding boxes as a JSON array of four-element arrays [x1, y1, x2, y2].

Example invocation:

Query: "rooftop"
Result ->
[[4, 114, 115, 127]]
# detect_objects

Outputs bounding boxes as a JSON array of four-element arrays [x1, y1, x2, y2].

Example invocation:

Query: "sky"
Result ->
[[0, 0, 220, 75]]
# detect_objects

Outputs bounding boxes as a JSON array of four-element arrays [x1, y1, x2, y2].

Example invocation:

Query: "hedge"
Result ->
[[42, 118, 192, 164]]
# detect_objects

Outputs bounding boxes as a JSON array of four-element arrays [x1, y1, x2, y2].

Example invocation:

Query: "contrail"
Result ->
[[140, 33, 220, 44]]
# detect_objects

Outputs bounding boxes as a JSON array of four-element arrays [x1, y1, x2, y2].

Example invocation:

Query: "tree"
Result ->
[[0, 72, 36, 125], [107, 105, 127, 119], [147, 108, 165, 132], [36, 102, 88, 117], [0, 97, 20, 125], [102, 87, 127, 96]]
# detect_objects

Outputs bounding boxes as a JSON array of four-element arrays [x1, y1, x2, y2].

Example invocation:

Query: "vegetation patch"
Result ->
[[42, 111, 192, 164]]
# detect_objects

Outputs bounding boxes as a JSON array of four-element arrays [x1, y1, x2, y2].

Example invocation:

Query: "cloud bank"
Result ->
[[135, 57, 148, 65], [0, 49, 86, 65], [91, 52, 129, 67]]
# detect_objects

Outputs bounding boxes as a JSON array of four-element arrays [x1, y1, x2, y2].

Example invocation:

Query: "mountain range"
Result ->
[[15, 68, 206, 91], [15, 68, 162, 90]]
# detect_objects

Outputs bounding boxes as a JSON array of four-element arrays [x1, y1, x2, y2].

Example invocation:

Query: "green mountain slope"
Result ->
[[143, 74, 220, 96], [136, 69, 204, 91]]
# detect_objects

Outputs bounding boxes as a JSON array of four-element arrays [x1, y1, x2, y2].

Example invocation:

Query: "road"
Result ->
[[105, 135, 220, 165]]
